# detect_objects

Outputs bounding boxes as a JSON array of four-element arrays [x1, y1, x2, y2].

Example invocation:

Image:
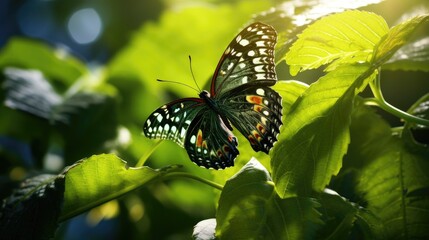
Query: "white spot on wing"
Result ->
[[180, 128, 186, 138], [239, 39, 250, 46], [252, 57, 262, 64], [157, 114, 163, 122], [236, 35, 242, 43], [256, 88, 265, 96], [190, 135, 196, 144], [256, 41, 266, 47], [255, 65, 264, 72], [256, 73, 266, 79]]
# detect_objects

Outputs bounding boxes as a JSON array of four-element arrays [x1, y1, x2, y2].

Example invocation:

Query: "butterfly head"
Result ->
[[199, 90, 211, 99]]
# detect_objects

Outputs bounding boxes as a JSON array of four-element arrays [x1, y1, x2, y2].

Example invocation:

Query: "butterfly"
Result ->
[[143, 22, 282, 169]]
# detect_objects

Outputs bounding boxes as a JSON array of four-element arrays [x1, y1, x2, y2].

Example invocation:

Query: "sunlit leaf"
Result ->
[[60, 154, 173, 221], [254, 0, 386, 62], [285, 10, 388, 75], [271, 64, 375, 198], [373, 13, 429, 66]]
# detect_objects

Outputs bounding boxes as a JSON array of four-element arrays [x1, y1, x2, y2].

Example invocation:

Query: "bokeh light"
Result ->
[[67, 8, 103, 45]]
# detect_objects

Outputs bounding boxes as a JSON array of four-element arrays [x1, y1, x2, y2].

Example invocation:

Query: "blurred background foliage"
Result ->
[[0, 0, 428, 239]]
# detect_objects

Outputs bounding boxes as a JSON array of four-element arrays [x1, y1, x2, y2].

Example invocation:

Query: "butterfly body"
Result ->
[[143, 22, 282, 169]]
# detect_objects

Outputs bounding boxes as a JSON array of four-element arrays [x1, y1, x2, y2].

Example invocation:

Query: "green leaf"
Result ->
[[216, 158, 274, 239], [272, 80, 309, 116], [271, 64, 375, 198], [317, 189, 385, 239], [0, 174, 65, 239], [253, 0, 386, 63], [373, 14, 429, 66], [216, 158, 321, 239], [265, 196, 321, 240], [0, 38, 87, 88], [60, 154, 172, 221], [357, 136, 429, 239], [383, 37, 429, 72], [285, 10, 389, 75]]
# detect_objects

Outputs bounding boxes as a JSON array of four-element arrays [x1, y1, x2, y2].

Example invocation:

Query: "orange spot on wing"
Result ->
[[196, 129, 203, 147], [248, 135, 256, 145], [246, 96, 263, 104], [252, 130, 261, 141], [253, 105, 263, 112], [257, 123, 265, 134]]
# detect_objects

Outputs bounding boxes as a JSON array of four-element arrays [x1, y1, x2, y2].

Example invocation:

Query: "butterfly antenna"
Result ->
[[156, 79, 200, 93], [188, 55, 202, 92]]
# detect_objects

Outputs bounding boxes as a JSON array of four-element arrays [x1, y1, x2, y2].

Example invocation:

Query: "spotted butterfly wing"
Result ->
[[210, 22, 281, 153], [143, 22, 282, 169], [144, 97, 238, 169]]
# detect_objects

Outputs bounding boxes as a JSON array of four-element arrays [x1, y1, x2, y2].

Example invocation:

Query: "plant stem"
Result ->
[[163, 172, 224, 190], [366, 72, 429, 127], [136, 140, 163, 167]]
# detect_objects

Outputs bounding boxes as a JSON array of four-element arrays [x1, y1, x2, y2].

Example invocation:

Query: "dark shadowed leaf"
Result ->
[[216, 158, 321, 239], [402, 93, 429, 146], [357, 135, 429, 239], [0, 174, 65, 239], [54, 93, 118, 163], [317, 189, 385, 239]]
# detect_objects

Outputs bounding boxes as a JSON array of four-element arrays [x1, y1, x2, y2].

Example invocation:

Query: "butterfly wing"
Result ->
[[220, 85, 282, 153], [210, 22, 277, 97], [143, 98, 204, 146], [143, 98, 239, 169], [184, 111, 239, 169]]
